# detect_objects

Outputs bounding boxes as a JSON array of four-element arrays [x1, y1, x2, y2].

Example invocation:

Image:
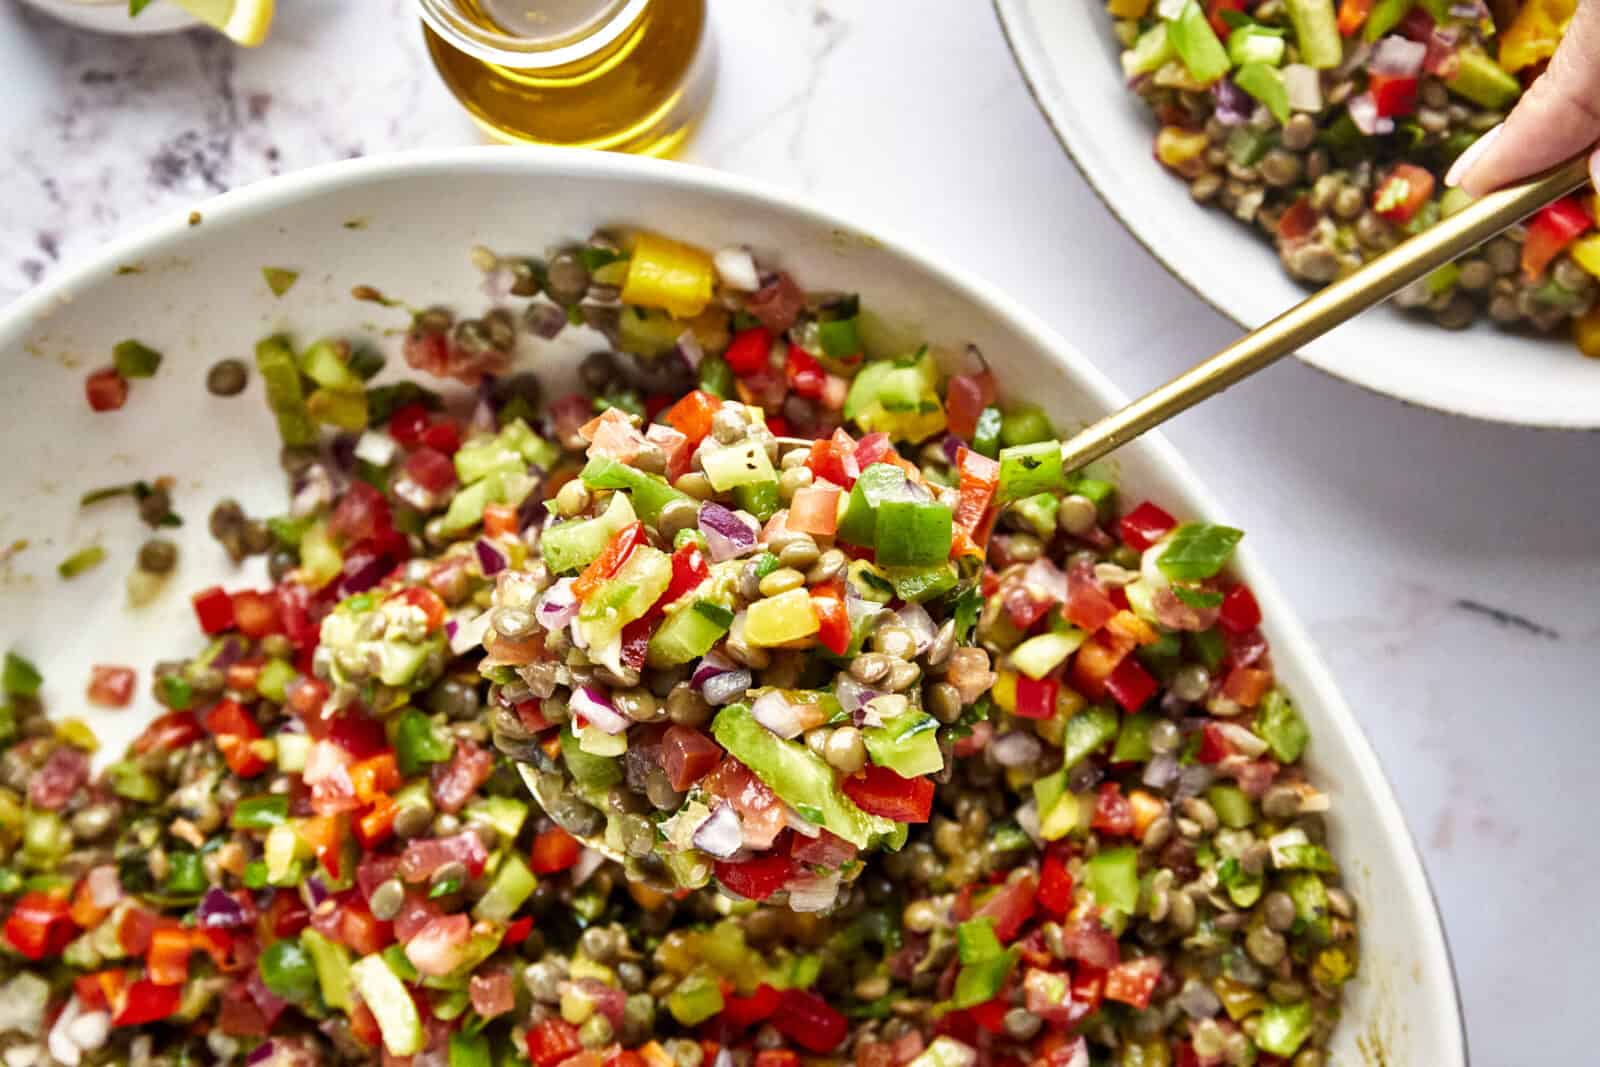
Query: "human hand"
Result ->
[[1447, 0, 1600, 195]]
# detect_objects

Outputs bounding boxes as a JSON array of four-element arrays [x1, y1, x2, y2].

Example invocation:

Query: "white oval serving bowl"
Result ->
[[995, 0, 1600, 429], [0, 147, 1464, 1063]]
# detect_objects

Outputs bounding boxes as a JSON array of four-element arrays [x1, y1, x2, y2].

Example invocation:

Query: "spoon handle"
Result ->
[[1057, 152, 1593, 473]]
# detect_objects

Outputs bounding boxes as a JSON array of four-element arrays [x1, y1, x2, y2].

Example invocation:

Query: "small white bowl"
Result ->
[[0, 147, 1464, 1063], [996, 0, 1600, 428], [16, 0, 196, 35]]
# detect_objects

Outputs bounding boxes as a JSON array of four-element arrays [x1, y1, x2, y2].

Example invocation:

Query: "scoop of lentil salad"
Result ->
[[6, 228, 1356, 1066], [1105, 0, 1600, 350]]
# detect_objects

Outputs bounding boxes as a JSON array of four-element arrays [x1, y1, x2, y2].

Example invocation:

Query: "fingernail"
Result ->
[[1445, 122, 1503, 188], [1589, 145, 1600, 190]]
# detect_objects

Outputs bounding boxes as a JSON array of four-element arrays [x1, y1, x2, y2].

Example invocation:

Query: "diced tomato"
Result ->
[[1368, 72, 1418, 118], [1218, 583, 1261, 634], [527, 1018, 584, 1067], [811, 581, 851, 656], [191, 585, 236, 635], [1037, 852, 1074, 917], [701, 758, 786, 848], [113, 978, 182, 1026], [663, 389, 722, 446], [133, 710, 203, 754], [1276, 197, 1319, 244], [388, 403, 433, 448], [146, 926, 191, 986], [785, 344, 826, 398], [1064, 568, 1117, 631], [725, 327, 773, 377], [400, 830, 490, 884], [1118, 502, 1177, 552], [405, 913, 472, 977], [116, 904, 160, 956], [205, 699, 268, 777], [772, 987, 848, 1053], [1104, 956, 1163, 1010], [4, 891, 75, 960], [1337, 0, 1372, 34], [945, 371, 996, 439], [790, 828, 858, 869], [805, 432, 859, 488], [29, 746, 89, 811], [721, 983, 781, 1029], [419, 418, 461, 455], [573, 521, 648, 601], [404, 446, 458, 494], [482, 502, 520, 539], [431, 739, 495, 813], [853, 432, 893, 469], [1522, 195, 1594, 280], [85, 367, 129, 412], [1197, 721, 1239, 765], [841, 766, 934, 823], [1070, 630, 1136, 700], [660, 725, 723, 791], [1090, 783, 1136, 837], [1013, 675, 1059, 720], [788, 484, 841, 537], [713, 854, 795, 902], [1071, 963, 1107, 1013], [86, 664, 136, 708], [1222, 666, 1272, 708], [1105, 655, 1158, 712], [754, 1052, 800, 1067], [531, 827, 582, 874], [1372, 163, 1435, 224], [468, 970, 516, 1020], [974, 871, 1038, 942], [228, 590, 280, 639], [1003, 583, 1053, 632]]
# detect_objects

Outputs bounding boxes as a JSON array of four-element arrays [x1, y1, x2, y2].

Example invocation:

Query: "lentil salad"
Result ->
[[7, 227, 1357, 1066], [1103, 0, 1600, 350]]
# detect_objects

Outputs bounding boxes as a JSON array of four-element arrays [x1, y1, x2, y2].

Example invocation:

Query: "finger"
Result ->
[[1453, 0, 1600, 196]]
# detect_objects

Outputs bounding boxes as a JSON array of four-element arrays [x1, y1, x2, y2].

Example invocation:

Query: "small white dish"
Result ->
[[16, 0, 196, 36], [995, 0, 1600, 428]]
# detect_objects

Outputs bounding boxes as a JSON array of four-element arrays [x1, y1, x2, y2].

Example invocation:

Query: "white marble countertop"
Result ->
[[4, 0, 1597, 1059]]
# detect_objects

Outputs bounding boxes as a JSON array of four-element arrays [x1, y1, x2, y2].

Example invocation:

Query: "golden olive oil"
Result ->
[[423, 0, 712, 155]]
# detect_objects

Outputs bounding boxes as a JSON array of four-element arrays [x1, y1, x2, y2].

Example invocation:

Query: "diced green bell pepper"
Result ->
[[971, 406, 1003, 458], [2, 653, 40, 698], [301, 928, 353, 1011], [667, 972, 725, 1025], [1012, 630, 1085, 680], [1207, 784, 1255, 829], [1084, 846, 1140, 917], [542, 491, 638, 573], [1285, 871, 1332, 943], [231, 795, 289, 830], [1255, 689, 1309, 763], [581, 455, 693, 525], [1168, 0, 1231, 84], [712, 704, 896, 848], [837, 463, 914, 547], [1235, 62, 1290, 124], [1112, 711, 1159, 763], [1228, 24, 1285, 66], [107, 761, 163, 803], [701, 440, 777, 492], [449, 1033, 493, 1067], [395, 709, 456, 775], [863, 709, 944, 778], [1121, 21, 1176, 79], [875, 498, 952, 567], [577, 545, 672, 648], [473, 853, 537, 923], [699, 354, 734, 399], [1285, 0, 1343, 66], [559, 726, 623, 789], [996, 441, 1064, 503], [255, 335, 319, 447], [818, 317, 861, 358], [259, 937, 319, 1004], [886, 563, 958, 604], [1276, 843, 1337, 873], [950, 918, 1017, 1010], [1447, 47, 1522, 109], [1062, 705, 1120, 769], [647, 600, 733, 667], [352, 953, 425, 1056], [1256, 1000, 1314, 1057], [733, 479, 782, 522], [166, 850, 207, 895]]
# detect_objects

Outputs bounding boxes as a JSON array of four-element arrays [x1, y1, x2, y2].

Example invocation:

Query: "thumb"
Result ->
[[1450, 0, 1600, 196]]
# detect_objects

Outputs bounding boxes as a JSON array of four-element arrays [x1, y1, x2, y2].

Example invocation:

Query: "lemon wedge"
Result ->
[[165, 0, 274, 46]]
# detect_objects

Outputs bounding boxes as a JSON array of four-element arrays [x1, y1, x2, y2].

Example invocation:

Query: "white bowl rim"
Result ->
[[991, 0, 1599, 434], [0, 144, 1467, 1059]]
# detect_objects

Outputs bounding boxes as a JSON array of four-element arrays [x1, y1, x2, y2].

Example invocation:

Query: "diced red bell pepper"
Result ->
[[505, 916, 534, 944], [945, 372, 997, 440], [973, 871, 1038, 942], [754, 1052, 800, 1067], [952, 448, 1000, 555], [1037, 851, 1074, 917], [388, 403, 433, 448], [113, 978, 183, 1026], [204, 699, 268, 777], [721, 983, 781, 1029], [1276, 197, 1319, 245], [785, 344, 826, 398], [1070, 630, 1137, 700], [724, 327, 773, 377], [1218, 583, 1261, 634], [230, 590, 281, 638], [1013, 675, 1059, 720], [661, 725, 723, 791], [969, 997, 1011, 1035], [772, 987, 849, 1053], [810, 579, 851, 655], [1372, 163, 1435, 225], [1090, 783, 1136, 837], [1206, 0, 1246, 35], [1104, 956, 1164, 1010], [664, 389, 723, 445], [805, 431, 859, 489], [483, 502, 520, 539], [573, 521, 648, 601], [85, 367, 129, 412], [86, 665, 137, 708], [298, 814, 351, 881], [146, 926, 192, 986], [1197, 721, 1239, 765], [191, 585, 236, 635], [531, 827, 582, 874], [713, 854, 795, 902], [419, 418, 461, 456], [4, 891, 75, 960], [1522, 196, 1594, 280], [527, 1018, 584, 1067], [664, 541, 711, 604], [1071, 964, 1106, 1015], [1337, 0, 1372, 34], [1368, 72, 1418, 118], [355, 795, 398, 849], [134, 710, 203, 754], [1118, 502, 1177, 552], [404, 447, 458, 494], [1104, 655, 1158, 713], [841, 766, 934, 823]]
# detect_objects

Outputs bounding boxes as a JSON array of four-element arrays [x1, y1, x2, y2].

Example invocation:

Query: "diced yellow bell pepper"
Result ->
[[1212, 975, 1266, 1021], [743, 588, 819, 646], [621, 232, 716, 319], [1568, 233, 1600, 279], [1572, 304, 1600, 358], [1154, 126, 1210, 171], [991, 669, 1019, 714], [1500, 0, 1574, 72], [1107, 0, 1151, 16], [1127, 789, 1167, 838], [1055, 685, 1087, 719]]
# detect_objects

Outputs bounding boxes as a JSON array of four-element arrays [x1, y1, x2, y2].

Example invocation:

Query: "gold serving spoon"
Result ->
[[521, 153, 1590, 874]]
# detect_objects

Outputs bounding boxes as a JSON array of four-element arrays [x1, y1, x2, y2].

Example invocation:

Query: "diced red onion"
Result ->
[[991, 731, 1042, 768], [245, 1041, 278, 1066], [714, 246, 761, 292], [85, 866, 121, 910], [751, 689, 828, 739], [691, 649, 739, 688], [895, 602, 937, 655], [676, 330, 705, 371], [197, 887, 246, 928], [699, 502, 756, 562], [785, 870, 842, 913], [1346, 92, 1394, 136], [338, 554, 390, 597], [1282, 64, 1323, 112], [1142, 752, 1180, 791], [535, 578, 580, 630], [783, 803, 822, 838], [834, 675, 881, 716], [1022, 557, 1070, 603], [1370, 35, 1426, 77], [702, 669, 752, 706], [940, 434, 965, 465], [475, 538, 508, 576], [392, 474, 446, 513], [450, 609, 494, 656], [692, 804, 744, 858], [247, 971, 289, 1025], [1175, 762, 1216, 800], [302, 876, 333, 912], [571, 686, 630, 735], [525, 300, 567, 339], [845, 587, 886, 635], [1212, 78, 1254, 126], [571, 847, 606, 886]]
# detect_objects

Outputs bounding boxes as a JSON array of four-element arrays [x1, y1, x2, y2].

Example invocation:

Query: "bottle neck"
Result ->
[[417, 0, 651, 69]]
